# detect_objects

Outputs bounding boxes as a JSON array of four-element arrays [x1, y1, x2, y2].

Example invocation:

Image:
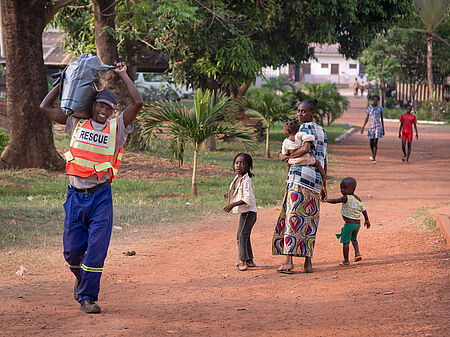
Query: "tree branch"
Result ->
[[433, 33, 450, 47], [45, 0, 77, 26]]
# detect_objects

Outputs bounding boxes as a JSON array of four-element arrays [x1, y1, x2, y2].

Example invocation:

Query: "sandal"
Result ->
[[354, 255, 362, 262], [339, 262, 351, 267], [276, 265, 294, 274], [235, 262, 248, 271]]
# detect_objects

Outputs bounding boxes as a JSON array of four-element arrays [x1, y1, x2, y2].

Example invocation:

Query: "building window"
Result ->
[[359, 64, 366, 74], [302, 63, 311, 74], [349, 64, 357, 69], [331, 64, 339, 74], [321, 63, 328, 68]]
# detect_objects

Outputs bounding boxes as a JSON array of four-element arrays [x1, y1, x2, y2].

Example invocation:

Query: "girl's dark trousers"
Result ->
[[237, 211, 257, 261]]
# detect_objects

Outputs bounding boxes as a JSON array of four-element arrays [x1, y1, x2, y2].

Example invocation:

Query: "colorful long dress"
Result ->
[[272, 122, 327, 257]]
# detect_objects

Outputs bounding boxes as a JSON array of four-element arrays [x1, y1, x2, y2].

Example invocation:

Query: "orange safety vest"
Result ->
[[64, 118, 123, 181]]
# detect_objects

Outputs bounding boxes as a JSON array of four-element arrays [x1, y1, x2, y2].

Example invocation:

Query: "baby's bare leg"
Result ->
[[313, 159, 327, 180]]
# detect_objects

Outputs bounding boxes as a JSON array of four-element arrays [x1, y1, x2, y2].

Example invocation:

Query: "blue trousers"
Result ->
[[63, 184, 113, 303]]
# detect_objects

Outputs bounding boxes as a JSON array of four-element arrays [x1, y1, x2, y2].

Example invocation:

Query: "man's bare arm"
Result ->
[[39, 84, 68, 125]]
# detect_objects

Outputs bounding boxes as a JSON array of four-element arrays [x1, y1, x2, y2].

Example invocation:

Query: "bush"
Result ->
[[0, 131, 9, 154], [416, 100, 449, 121], [385, 96, 397, 109], [141, 84, 180, 103], [383, 108, 404, 119]]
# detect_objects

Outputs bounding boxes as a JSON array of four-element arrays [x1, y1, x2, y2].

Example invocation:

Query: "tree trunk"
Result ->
[[0, 0, 64, 170], [191, 148, 198, 196], [426, 32, 434, 99], [202, 136, 216, 151], [93, 0, 131, 111], [265, 125, 270, 158]]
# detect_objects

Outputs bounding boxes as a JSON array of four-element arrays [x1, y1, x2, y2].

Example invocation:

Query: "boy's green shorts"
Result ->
[[336, 223, 361, 243]]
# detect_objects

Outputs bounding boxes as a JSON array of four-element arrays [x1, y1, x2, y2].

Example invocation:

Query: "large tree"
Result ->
[[0, 0, 75, 170], [413, 0, 449, 98], [56, 0, 413, 100], [361, 12, 449, 106]]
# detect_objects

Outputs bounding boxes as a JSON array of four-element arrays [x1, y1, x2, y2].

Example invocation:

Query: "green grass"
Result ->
[[0, 122, 349, 247], [414, 207, 436, 230]]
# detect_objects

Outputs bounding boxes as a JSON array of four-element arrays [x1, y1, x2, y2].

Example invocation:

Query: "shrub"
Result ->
[[383, 108, 404, 119], [416, 99, 449, 121]]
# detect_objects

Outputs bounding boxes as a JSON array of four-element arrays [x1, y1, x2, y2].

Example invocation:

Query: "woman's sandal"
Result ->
[[246, 260, 256, 268], [354, 255, 362, 262], [339, 262, 351, 267], [276, 265, 294, 274]]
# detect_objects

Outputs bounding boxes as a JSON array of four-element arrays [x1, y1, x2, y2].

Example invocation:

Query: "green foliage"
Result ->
[[384, 101, 449, 121], [290, 83, 349, 126], [261, 75, 294, 93], [239, 88, 292, 157], [417, 99, 450, 121], [0, 131, 9, 154], [240, 88, 292, 126], [139, 89, 254, 164], [140, 85, 180, 103], [414, 0, 449, 31], [365, 13, 450, 88], [383, 108, 407, 119], [0, 64, 5, 77], [54, 1, 412, 97], [51, 0, 95, 55], [360, 36, 400, 86]]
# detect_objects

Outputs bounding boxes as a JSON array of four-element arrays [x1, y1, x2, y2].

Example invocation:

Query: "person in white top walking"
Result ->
[[224, 153, 257, 271]]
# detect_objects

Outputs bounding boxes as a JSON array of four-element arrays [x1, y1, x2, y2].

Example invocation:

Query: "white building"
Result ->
[[261, 44, 369, 88]]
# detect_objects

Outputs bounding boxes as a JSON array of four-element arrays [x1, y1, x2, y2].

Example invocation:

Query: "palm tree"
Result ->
[[139, 89, 254, 196], [413, 0, 449, 98], [239, 88, 292, 158], [299, 82, 349, 125]]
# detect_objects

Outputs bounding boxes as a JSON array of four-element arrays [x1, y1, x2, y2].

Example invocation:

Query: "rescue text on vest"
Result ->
[[77, 129, 109, 147]]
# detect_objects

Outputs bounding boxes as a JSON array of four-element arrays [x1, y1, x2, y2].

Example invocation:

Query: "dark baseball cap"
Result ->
[[95, 90, 118, 109]]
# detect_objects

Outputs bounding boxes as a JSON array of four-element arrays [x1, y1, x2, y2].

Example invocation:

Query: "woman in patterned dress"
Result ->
[[273, 99, 327, 274], [361, 95, 385, 164]]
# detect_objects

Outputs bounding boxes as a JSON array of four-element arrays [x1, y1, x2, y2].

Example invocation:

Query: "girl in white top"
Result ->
[[282, 118, 327, 180], [224, 153, 257, 271]]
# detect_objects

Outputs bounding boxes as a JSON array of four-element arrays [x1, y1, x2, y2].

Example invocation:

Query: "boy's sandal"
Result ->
[[276, 265, 294, 274], [339, 262, 351, 267], [354, 255, 363, 262]]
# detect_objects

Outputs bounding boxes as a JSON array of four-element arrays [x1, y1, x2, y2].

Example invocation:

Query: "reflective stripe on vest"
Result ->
[[65, 118, 122, 180]]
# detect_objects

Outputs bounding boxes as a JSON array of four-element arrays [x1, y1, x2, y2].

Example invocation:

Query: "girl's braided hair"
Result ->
[[284, 118, 299, 135]]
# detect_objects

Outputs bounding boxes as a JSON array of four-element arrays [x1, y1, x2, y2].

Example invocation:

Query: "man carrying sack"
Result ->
[[40, 62, 143, 313]]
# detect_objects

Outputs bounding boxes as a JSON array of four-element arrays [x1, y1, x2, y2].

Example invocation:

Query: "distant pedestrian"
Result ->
[[325, 177, 370, 266], [224, 153, 257, 271], [360, 82, 365, 97], [353, 78, 359, 96], [399, 104, 418, 163], [361, 95, 385, 164]]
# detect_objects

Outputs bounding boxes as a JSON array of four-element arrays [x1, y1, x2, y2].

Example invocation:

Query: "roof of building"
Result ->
[[1, 29, 169, 71], [313, 44, 340, 56]]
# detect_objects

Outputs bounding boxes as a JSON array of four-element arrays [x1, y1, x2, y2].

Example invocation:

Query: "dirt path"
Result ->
[[1, 96, 449, 336]]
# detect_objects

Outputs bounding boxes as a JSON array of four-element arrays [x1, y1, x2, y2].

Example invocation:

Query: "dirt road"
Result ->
[[1, 96, 449, 336]]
